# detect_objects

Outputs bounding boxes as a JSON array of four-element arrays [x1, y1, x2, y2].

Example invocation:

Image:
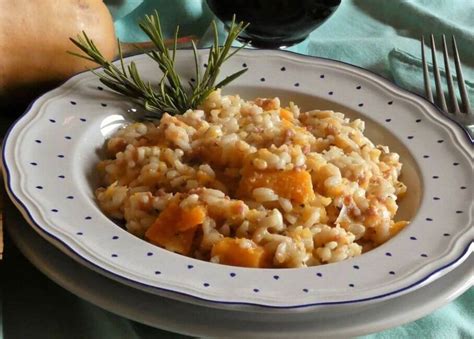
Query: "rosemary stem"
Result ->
[[69, 12, 248, 119]]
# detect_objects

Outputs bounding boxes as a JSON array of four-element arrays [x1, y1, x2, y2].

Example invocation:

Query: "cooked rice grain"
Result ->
[[96, 90, 408, 268]]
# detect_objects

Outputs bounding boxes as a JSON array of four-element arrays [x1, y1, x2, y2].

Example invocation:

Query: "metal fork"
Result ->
[[421, 34, 473, 140]]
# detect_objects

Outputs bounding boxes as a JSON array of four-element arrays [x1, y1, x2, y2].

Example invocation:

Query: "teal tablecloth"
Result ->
[[2, 1, 472, 338], [113, 0, 474, 101]]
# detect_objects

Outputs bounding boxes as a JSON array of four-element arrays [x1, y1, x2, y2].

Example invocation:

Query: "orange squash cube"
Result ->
[[145, 202, 206, 255], [211, 238, 267, 268], [238, 169, 315, 204], [280, 108, 294, 120]]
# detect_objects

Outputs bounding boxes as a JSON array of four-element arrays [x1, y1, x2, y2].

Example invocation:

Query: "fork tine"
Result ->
[[421, 36, 434, 103], [452, 36, 472, 114], [441, 35, 459, 113], [430, 35, 448, 112]]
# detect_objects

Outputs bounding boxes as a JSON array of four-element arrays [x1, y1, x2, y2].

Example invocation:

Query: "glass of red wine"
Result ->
[[206, 0, 342, 49]]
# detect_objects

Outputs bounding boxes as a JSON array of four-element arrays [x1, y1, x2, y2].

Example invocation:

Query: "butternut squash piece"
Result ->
[[238, 169, 315, 204], [178, 205, 207, 231], [145, 202, 206, 255], [0, 0, 116, 98], [211, 238, 267, 268]]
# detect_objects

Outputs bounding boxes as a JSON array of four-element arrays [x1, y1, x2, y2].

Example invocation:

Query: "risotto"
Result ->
[[96, 90, 408, 268]]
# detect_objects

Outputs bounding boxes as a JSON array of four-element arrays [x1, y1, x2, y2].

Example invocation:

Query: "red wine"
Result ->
[[206, 0, 341, 48]]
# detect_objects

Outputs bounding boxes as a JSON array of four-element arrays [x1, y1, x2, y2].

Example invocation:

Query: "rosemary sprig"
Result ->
[[69, 12, 249, 119]]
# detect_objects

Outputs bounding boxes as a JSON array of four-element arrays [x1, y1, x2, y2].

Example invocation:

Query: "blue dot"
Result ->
[[147, 252, 153, 256], [349, 283, 355, 287], [389, 271, 395, 275], [303, 288, 309, 293], [385, 252, 392, 257], [316, 272, 323, 277], [155, 271, 161, 275], [80, 118, 87, 122], [353, 265, 360, 270], [273, 275, 279, 280], [36, 185, 43, 189], [111, 254, 118, 257], [30, 162, 38, 166], [51, 209, 58, 213], [58, 175, 65, 179], [230, 272, 236, 277], [35, 139, 42, 143], [112, 236, 119, 240], [253, 288, 260, 293], [410, 236, 417, 240], [57, 154, 64, 158], [67, 196, 74, 199], [85, 216, 92, 220], [203, 283, 210, 287], [49, 119, 56, 123], [76, 232, 83, 235], [187, 265, 194, 269], [65, 136, 72, 140]]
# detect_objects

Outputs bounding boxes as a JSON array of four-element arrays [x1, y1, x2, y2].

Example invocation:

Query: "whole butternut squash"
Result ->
[[0, 0, 116, 100]]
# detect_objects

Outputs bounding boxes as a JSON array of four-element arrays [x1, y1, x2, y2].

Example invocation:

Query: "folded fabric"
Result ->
[[301, 0, 474, 83], [361, 288, 474, 339], [113, 0, 213, 42]]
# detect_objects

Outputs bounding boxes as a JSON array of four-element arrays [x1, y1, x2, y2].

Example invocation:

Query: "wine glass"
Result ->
[[206, 0, 341, 49]]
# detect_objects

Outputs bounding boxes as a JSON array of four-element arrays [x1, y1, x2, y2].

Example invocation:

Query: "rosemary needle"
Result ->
[[69, 12, 249, 120]]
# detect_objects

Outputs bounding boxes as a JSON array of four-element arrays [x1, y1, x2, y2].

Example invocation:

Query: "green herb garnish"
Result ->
[[69, 12, 248, 119]]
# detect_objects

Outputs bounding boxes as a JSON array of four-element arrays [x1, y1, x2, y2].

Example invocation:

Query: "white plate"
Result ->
[[6, 203, 473, 338], [2, 49, 473, 310]]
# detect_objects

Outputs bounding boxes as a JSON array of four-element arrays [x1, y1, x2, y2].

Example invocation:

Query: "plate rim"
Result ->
[[2, 48, 473, 310]]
